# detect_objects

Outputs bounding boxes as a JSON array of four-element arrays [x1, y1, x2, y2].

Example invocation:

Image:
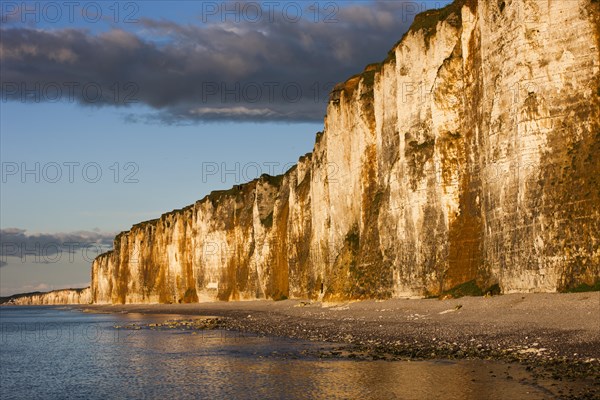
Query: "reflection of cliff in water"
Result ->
[[0, 307, 584, 399]]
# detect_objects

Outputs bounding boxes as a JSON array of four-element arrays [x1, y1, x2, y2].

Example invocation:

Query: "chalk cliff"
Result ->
[[1, 288, 91, 305], [85, 0, 598, 303]]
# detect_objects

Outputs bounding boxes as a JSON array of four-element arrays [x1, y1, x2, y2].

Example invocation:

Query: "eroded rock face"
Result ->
[[2, 288, 91, 305], [89, 0, 599, 304]]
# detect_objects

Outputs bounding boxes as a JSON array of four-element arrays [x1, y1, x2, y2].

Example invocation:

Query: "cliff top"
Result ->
[[331, 0, 466, 98]]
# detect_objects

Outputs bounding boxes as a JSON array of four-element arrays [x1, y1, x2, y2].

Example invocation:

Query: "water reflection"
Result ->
[[1, 307, 551, 399]]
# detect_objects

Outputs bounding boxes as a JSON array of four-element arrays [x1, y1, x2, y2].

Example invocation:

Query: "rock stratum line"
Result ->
[[6, 0, 599, 305]]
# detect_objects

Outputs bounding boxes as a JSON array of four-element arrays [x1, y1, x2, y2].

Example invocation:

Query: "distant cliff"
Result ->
[[26, 0, 598, 305], [1, 288, 91, 305]]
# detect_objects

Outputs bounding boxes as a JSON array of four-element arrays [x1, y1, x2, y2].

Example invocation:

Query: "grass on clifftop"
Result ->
[[409, 0, 464, 48], [376, 0, 465, 66]]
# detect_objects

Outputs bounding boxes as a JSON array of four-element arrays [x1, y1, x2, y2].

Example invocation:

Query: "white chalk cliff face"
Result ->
[[85, 0, 598, 304], [4, 288, 91, 305]]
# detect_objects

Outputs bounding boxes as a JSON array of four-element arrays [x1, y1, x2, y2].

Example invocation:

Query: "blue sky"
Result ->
[[0, 0, 451, 296]]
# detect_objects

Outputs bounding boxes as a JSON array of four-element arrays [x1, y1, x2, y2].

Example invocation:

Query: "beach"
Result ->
[[78, 292, 600, 397]]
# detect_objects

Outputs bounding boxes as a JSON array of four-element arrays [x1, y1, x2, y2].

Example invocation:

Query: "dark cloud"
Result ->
[[0, 228, 114, 262], [0, 1, 426, 123]]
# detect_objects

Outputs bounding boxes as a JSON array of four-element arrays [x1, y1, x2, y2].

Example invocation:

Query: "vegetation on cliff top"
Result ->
[[331, 0, 465, 100], [260, 173, 284, 187], [0, 291, 45, 304], [407, 0, 464, 48]]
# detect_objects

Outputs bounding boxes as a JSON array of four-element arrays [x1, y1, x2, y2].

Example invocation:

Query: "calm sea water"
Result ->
[[0, 306, 556, 399]]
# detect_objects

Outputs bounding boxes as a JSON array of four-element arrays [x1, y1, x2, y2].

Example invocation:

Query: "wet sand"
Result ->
[[78, 292, 600, 398]]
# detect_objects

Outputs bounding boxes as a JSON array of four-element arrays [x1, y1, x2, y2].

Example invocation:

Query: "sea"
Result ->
[[0, 306, 561, 399]]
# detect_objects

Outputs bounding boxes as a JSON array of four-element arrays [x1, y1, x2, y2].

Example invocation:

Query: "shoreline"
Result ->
[[4, 300, 599, 400], [75, 293, 599, 375], [4, 292, 598, 398]]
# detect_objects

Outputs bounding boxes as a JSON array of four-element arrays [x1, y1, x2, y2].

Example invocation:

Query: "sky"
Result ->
[[0, 0, 451, 296]]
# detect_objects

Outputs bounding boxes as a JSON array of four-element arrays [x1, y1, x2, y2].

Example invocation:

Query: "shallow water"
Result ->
[[0, 306, 557, 399]]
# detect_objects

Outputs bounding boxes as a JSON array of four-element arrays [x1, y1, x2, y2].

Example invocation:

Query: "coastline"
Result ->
[[4, 301, 598, 400], [75, 293, 600, 382]]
